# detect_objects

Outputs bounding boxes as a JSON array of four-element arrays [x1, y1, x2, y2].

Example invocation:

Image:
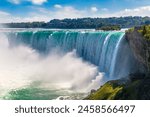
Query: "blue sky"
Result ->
[[0, 0, 150, 23]]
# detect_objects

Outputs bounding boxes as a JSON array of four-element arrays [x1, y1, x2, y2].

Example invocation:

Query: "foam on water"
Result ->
[[0, 29, 138, 99], [0, 32, 104, 99]]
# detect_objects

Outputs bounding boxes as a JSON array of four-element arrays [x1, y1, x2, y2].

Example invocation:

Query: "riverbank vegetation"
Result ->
[[2, 16, 150, 29]]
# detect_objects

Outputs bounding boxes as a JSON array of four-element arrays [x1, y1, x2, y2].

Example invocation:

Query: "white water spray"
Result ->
[[0, 33, 104, 97]]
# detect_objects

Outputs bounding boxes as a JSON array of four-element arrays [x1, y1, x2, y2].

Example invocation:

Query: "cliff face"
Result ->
[[126, 27, 150, 74], [85, 74, 150, 100], [85, 26, 150, 100]]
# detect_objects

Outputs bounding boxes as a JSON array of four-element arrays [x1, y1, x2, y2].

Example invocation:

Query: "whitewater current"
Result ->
[[0, 29, 138, 100]]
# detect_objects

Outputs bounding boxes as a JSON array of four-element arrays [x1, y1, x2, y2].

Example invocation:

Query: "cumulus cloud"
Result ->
[[8, 0, 20, 4], [91, 7, 98, 12], [116, 6, 150, 17], [96, 5, 150, 18], [30, 0, 47, 5], [0, 11, 10, 16], [0, 5, 84, 23], [0, 9, 50, 23], [52, 6, 86, 19], [0, 11, 12, 23], [0, 5, 150, 23], [101, 8, 108, 12], [8, 0, 47, 5], [54, 4, 62, 9]]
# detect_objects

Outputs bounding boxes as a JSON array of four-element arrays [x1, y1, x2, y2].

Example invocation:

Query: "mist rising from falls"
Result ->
[[7, 30, 138, 80], [0, 33, 104, 98], [0, 29, 138, 99]]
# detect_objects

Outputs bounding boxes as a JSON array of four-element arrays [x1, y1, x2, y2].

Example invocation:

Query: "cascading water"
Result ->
[[6, 30, 137, 80], [0, 29, 138, 100]]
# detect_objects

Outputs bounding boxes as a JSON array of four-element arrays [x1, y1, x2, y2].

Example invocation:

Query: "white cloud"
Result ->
[[91, 7, 98, 12], [113, 6, 150, 17], [0, 11, 11, 23], [0, 11, 10, 16], [25, 6, 86, 21], [101, 8, 108, 12], [30, 0, 47, 5], [52, 6, 86, 19], [0, 6, 82, 23], [8, 0, 47, 5], [8, 0, 20, 4], [0, 9, 45, 23], [54, 4, 62, 9], [94, 5, 150, 18], [1, 5, 150, 23]]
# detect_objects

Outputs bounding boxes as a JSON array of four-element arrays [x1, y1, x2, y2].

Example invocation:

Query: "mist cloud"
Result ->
[[0, 33, 104, 96]]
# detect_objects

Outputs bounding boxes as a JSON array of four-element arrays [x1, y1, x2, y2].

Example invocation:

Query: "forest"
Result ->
[[2, 16, 150, 29]]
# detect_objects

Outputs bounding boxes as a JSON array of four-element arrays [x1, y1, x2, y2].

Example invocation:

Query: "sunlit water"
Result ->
[[0, 28, 137, 100]]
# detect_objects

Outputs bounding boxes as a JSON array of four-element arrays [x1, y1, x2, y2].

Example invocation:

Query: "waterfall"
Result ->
[[6, 30, 137, 80]]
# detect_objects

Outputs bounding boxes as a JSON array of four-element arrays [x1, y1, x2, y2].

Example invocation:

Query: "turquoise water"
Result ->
[[0, 29, 137, 100], [2, 82, 86, 100]]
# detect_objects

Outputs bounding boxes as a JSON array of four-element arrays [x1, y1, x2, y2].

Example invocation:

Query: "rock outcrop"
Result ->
[[85, 73, 150, 100], [85, 26, 150, 100], [126, 26, 150, 75]]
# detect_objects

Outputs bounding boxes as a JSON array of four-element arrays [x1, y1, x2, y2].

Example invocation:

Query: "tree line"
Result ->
[[2, 16, 150, 29]]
